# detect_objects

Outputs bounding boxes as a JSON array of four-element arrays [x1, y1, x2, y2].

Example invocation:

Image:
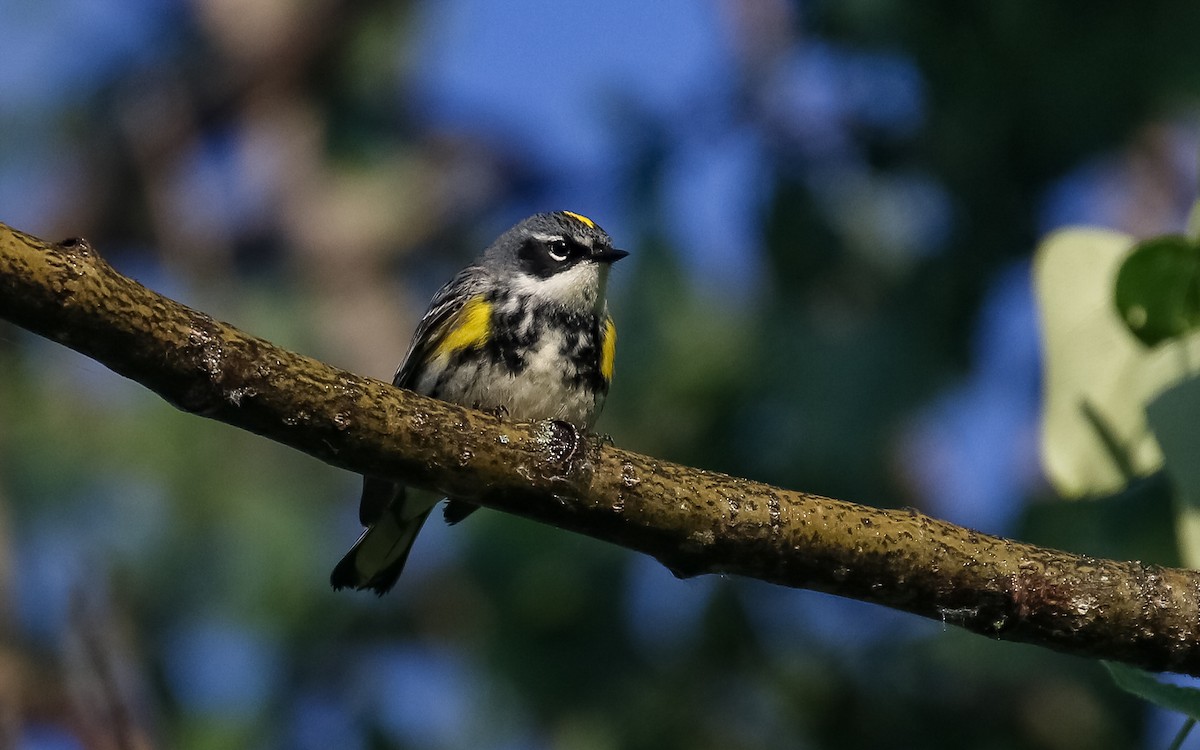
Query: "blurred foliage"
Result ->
[[1148, 377, 1200, 570], [4, 0, 1200, 748], [1116, 235, 1200, 347], [1036, 229, 1174, 500], [1106, 663, 1200, 736], [1034, 221, 1200, 741]]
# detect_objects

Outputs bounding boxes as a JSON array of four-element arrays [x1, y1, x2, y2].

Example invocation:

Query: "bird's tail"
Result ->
[[330, 501, 434, 595]]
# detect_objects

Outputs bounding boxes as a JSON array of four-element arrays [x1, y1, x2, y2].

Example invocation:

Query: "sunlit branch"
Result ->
[[2, 221, 1199, 675]]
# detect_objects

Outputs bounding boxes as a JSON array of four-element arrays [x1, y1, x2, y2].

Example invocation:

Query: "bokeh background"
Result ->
[[3, 1, 1200, 748]]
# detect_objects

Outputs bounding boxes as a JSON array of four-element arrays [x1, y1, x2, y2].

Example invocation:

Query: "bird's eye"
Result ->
[[546, 239, 570, 262]]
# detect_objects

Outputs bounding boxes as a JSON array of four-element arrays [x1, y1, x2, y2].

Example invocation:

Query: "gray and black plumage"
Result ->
[[330, 211, 628, 594]]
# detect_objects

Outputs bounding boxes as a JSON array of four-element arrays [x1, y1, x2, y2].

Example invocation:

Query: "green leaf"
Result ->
[[1146, 375, 1200, 567], [1105, 662, 1200, 720], [1036, 229, 1160, 497], [1036, 228, 1200, 499], [1115, 235, 1200, 347]]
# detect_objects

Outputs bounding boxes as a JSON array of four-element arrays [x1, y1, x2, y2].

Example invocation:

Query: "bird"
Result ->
[[330, 211, 628, 594]]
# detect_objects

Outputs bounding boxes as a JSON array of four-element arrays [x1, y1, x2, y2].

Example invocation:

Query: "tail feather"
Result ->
[[358, 476, 397, 526], [442, 499, 479, 525], [330, 505, 434, 595]]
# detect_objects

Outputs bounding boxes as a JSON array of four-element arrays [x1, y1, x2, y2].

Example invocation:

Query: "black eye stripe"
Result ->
[[517, 236, 591, 277]]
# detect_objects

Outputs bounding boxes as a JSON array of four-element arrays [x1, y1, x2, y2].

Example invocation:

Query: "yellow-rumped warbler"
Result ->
[[331, 211, 628, 594]]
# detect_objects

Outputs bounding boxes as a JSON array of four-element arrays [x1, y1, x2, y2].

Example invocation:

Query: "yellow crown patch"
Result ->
[[562, 211, 596, 229]]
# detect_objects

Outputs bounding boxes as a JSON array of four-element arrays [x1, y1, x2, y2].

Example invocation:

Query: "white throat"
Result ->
[[511, 262, 609, 313]]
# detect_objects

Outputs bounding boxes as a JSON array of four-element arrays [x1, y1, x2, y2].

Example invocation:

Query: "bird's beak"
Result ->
[[592, 247, 630, 264]]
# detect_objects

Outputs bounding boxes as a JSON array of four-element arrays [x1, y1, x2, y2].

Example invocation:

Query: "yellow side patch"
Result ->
[[601, 316, 617, 382], [562, 211, 596, 229], [434, 296, 492, 358]]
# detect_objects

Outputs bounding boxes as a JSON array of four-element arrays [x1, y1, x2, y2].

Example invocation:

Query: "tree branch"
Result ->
[[2, 221, 1199, 675]]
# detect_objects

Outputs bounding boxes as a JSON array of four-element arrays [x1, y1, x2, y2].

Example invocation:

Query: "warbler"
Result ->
[[331, 211, 628, 594]]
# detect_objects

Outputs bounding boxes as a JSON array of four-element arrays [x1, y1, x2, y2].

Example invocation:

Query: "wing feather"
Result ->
[[393, 265, 491, 390]]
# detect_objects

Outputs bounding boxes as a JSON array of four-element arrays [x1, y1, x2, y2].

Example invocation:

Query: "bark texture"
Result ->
[[2, 221, 1199, 675]]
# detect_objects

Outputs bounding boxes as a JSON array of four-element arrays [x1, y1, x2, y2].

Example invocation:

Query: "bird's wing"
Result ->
[[392, 264, 492, 389], [357, 264, 491, 527]]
